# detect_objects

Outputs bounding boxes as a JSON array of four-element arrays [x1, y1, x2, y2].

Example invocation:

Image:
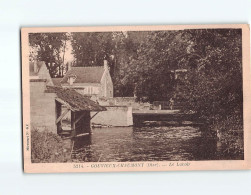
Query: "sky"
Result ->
[[63, 39, 74, 63]]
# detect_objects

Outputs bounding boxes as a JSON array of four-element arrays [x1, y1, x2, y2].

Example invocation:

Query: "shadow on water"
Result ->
[[70, 125, 241, 162]]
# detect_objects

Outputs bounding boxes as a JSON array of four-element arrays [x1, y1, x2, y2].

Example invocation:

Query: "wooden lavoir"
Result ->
[[46, 86, 106, 139]]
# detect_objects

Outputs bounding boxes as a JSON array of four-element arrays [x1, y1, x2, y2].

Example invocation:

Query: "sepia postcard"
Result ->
[[21, 24, 251, 173]]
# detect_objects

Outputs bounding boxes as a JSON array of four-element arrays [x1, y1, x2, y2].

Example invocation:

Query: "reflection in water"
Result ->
[[70, 126, 236, 162]]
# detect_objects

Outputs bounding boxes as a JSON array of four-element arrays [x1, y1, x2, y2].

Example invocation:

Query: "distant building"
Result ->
[[61, 60, 113, 98], [29, 61, 53, 86], [170, 69, 188, 80]]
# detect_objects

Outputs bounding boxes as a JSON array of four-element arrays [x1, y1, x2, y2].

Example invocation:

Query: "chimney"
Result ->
[[68, 62, 72, 71], [69, 77, 74, 85], [34, 60, 38, 73], [104, 60, 109, 71]]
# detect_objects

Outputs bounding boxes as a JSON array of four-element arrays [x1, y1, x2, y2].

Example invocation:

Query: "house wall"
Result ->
[[91, 106, 133, 127], [37, 63, 54, 86], [100, 70, 113, 98], [97, 97, 151, 110], [61, 83, 101, 97], [61, 67, 114, 98], [30, 80, 57, 133], [76, 84, 100, 96]]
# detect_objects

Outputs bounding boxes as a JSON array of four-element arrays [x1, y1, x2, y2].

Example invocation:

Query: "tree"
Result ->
[[181, 29, 242, 124], [120, 30, 191, 101], [111, 31, 148, 96], [70, 31, 146, 96], [71, 32, 114, 66], [29, 33, 68, 77], [69, 28, 242, 119]]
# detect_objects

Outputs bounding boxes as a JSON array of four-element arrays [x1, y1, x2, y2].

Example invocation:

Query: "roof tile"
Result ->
[[61, 66, 105, 84], [46, 86, 106, 112]]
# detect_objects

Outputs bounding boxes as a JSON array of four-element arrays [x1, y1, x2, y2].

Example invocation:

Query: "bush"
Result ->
[[31, 129, 70, 163], [212, 114, 244, 158]]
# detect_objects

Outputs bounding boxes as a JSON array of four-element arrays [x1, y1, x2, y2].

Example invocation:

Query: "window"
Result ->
[[86, 87, 93, 95], [68, 76, 76, 85]]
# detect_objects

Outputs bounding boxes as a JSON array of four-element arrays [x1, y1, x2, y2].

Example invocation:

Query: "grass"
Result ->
[[31, 128, 71, 163]]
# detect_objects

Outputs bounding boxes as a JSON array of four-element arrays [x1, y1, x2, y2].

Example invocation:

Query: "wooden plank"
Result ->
[[71, 112, 76, 138], [90, 111, 99, 120], [74, 112, 86, 125], [55, 100, 62, 134], [55, 98, 76, 111], [55, 108, 70, 124], [75, 133, 89, 138], [70, 140, 75, 158], [62, 132, 90, 140], [62, 136, 74, 140]]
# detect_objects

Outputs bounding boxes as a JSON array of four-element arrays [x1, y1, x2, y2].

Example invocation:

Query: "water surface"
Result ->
[[71, 126, 239, 162]]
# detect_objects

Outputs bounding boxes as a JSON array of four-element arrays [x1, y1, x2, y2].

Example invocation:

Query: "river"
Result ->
[[71, 126, 241, 162]]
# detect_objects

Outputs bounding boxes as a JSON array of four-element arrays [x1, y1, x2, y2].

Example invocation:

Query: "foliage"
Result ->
[[120, 31, 189, 101], [70, 31, 149, 97], [71, 32, 114, 66], [29, 33, 69, 77], [214, 113, 244, 158], [220, 131, 244, 158], [180, 29, 242, 124], [111, 31, 147, 96], [31, 129, 70, 163]]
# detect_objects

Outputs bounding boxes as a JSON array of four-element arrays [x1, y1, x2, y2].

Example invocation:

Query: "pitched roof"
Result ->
[[29, 61, 45, 76], [61, 66, 105, 84], [45, 86, 106, 112], [52, 78, 62, 87]]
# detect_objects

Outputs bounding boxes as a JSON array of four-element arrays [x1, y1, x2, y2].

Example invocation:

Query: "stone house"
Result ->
[[29, 61, 56, 131], [60, 60, 113, 98]]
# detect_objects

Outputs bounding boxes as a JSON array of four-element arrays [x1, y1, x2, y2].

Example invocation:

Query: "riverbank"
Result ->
[[71, 125, 242, 162], [31, 112, 244, 163], [211, 113, 244, 159], [31, 129, 71, 163]]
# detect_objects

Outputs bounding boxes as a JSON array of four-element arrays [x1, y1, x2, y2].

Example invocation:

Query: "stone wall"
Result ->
[[91, 106, 133, 127], [30, 80, 57, 133], [112, 97, 136, 105], [37, 62, 54, 86], [98, 97, 151, 110]]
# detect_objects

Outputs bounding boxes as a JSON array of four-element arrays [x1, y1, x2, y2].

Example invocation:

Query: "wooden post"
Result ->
[[55, 100, 62, 134], [90, 112, 99, 120], [56, 108, 70, 124], [75, 112, 86, 125], [71, 111, 76, 137], [86, 112, 92, 134], [86, 111, 91, 135], [69, 111, 92, 137]]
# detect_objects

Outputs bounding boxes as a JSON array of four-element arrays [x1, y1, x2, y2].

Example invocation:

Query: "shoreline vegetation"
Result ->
[[211, 113, 244, 159], [31, 129, 71, 163]]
